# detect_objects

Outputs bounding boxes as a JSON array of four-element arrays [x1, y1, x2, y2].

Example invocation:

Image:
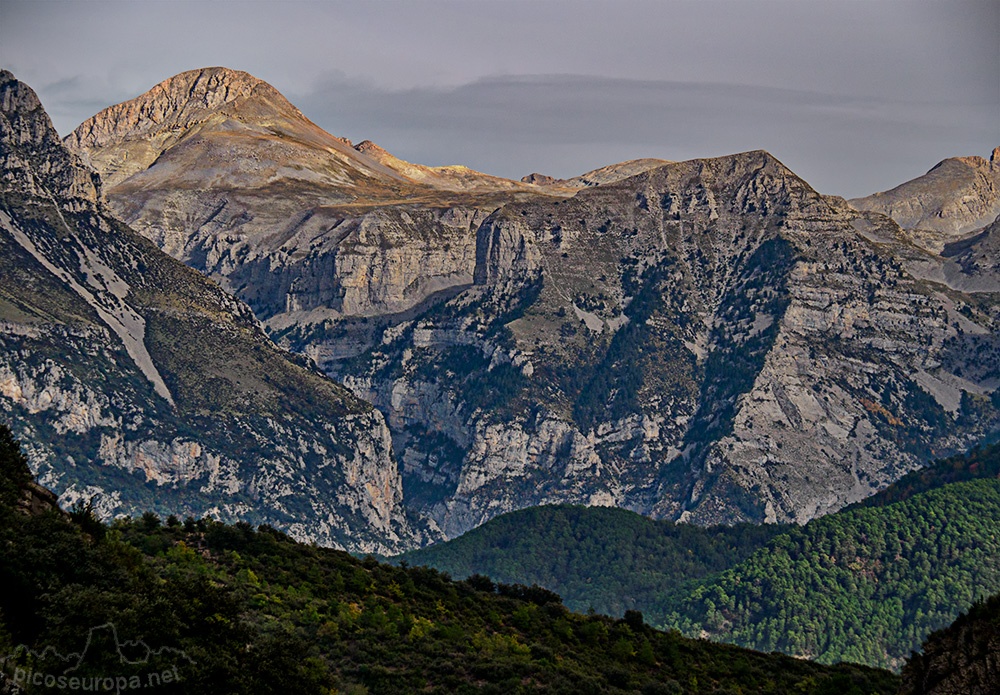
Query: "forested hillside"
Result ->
[[0, 424, 898, 695], [666, 477, 1000, 670], [399, 505, 786, 617], [402, 445, 1000, 671]]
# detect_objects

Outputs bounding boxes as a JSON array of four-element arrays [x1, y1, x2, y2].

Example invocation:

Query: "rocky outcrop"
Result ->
[[521, 172, 560, 186], [850, 149, 1000, 239], [1, 70, 432, 553], [520, 159, 672, 189], [17, 479, 65, 517], [900, 593, 1000, 695], [941, 213, 1000, 286]]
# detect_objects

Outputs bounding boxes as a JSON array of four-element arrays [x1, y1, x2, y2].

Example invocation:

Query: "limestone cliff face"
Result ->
[[850, 149, 1000, 240], [333, 151, 999, 536], [66, 67, 560, 356], [1, 71, 101, 204], [1, 71, 431, 554], [231, 205, 489, 322]]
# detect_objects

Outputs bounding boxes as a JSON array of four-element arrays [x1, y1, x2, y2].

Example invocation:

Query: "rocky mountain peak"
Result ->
[[1, 70, 61, 148], [66, 66, 306, 151], [520, 172, 560, 185], [354, 139, 387, 157], [1, 70, 101, 203], [850, 148, 1000, 236]]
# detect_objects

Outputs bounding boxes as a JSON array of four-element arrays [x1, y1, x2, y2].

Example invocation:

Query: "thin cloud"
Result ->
[[293, 74, 996, 198]]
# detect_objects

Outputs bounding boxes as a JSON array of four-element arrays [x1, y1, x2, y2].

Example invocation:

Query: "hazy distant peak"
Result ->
[[65, 66, 306, 151], [522, 158, 675, 189], [850, 148, 1000, 236], [355, 138, 536, 193]]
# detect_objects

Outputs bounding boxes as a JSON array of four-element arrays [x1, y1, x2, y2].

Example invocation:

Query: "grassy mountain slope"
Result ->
[[0, 424, 898, 695]]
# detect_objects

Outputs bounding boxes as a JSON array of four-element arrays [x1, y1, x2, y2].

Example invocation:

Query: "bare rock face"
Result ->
[[335, 151, 999, 535], [66, 68, 561, 356], [1, 71, 432, 554], [941, 214, 1000, 285], [850, 150, 1000, 239], [520, 159, 672, 190], [521, 173, 560, 185], [1, 70, 101, 203]]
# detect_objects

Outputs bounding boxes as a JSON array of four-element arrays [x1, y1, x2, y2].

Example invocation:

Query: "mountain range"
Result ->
[[2, 65, 999, 551]]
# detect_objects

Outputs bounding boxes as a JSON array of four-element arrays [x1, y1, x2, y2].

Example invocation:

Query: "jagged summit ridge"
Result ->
[[1, 69, 56, 144]]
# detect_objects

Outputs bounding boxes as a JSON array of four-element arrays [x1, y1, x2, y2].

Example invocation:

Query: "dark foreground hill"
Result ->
[[0, 424, 898, 695], [900, 592, 1000, 695], [402, 444, 1000, 671]]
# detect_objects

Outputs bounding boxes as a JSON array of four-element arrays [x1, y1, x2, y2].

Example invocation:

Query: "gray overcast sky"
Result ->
[[2, 0, 997, 198]]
